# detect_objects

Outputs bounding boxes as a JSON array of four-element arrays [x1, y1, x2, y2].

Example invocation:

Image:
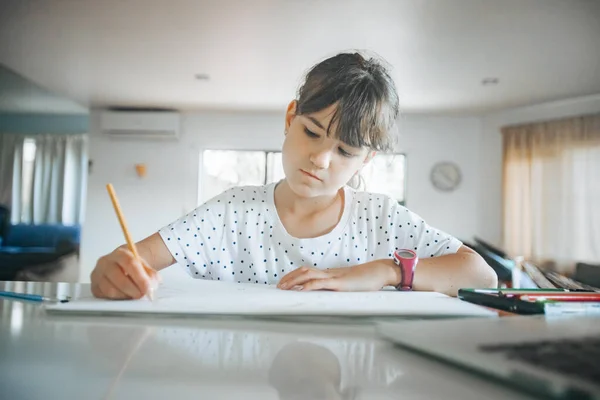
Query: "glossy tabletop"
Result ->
[[0, 281, 534, 400]]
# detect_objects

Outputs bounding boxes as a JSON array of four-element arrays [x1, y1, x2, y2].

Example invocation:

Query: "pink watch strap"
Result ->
[[393, 249, 418, 291]]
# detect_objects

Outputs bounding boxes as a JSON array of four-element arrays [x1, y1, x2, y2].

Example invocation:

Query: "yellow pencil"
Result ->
[[106, 183, 156, 301]]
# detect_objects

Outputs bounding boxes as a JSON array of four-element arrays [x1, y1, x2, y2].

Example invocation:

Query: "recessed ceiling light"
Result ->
[[195, 73, 210, 81], [482, 78, 499, 86]]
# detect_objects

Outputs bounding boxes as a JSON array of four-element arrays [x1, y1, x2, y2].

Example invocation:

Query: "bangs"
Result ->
[[327, 89, 396, 152]]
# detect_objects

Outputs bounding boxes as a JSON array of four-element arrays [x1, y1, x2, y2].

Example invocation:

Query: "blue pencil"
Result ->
[[0, 291, 70, 303]]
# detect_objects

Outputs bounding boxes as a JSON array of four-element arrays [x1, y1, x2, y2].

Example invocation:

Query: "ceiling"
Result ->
[[0, 0, 599, 115]]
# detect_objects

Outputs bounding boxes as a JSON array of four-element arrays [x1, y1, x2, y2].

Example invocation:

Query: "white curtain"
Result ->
[[502, 113, 600, 271], [23, 134, 88, 225], [0, 133, 25, 212]]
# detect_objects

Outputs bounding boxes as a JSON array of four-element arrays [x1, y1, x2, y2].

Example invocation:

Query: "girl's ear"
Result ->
[[284, 100, 298, 133]]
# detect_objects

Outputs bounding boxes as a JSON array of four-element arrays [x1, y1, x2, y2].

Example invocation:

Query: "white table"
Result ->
[[0, 281, 534, 400]]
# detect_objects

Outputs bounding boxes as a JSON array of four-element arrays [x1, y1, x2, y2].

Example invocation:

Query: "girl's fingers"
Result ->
[[98, 275, 130, 300], [91, 282, 105, 298], [300, 278, 342, 292], [142, 261, 161, 285], [278, 268, 329, 290], [116, 249, 153, 294], [277, 267, 310, 288], [106, 269, 143, 299]]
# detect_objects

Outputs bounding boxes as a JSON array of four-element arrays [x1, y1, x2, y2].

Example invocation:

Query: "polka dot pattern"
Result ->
[[158, 183, 462, 284]]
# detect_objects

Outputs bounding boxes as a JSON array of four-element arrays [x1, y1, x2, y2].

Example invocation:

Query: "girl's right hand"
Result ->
[[90, 247, 159, 300]]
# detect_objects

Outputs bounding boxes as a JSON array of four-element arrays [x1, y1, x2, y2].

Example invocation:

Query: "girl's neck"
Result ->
[[274, 180, 343, 218]]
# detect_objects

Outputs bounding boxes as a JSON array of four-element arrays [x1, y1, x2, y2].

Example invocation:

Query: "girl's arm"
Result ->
[[278, 245, 498, 296], [400, 245, 498, 296], [126, 232, 176, 271], [324, 246, 499, 295]]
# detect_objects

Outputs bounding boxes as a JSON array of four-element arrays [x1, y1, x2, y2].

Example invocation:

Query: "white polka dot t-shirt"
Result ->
[[158, 182, 462, 284]]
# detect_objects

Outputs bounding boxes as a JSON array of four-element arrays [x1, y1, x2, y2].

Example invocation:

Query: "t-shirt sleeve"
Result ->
[[390, 202, 463, 259], [158, 191, 228, 277]]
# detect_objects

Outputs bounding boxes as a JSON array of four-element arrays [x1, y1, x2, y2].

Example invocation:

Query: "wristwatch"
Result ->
[[392, 249, 419, 291]]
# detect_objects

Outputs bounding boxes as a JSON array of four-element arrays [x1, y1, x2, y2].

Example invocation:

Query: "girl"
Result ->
[[91, 52, 497, 300]]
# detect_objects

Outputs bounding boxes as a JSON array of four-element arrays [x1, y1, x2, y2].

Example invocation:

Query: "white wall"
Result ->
[[479, 94, 600, 247], [80, 111, 281, 281], [80, 111, 486, 281], [396, 116, 482, 243]]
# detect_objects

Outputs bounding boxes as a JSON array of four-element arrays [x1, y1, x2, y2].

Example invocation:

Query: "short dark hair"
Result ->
[[296, 51, 400, 152]]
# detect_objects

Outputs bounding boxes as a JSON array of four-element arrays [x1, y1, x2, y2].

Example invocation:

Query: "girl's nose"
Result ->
[[309, 148, 332, 169]]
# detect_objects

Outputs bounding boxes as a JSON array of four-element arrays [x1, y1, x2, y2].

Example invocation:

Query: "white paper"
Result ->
[[45, 279, 497, 317]]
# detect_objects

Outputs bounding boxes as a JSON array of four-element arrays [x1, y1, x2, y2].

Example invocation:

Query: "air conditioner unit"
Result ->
[[100, 110, 180, 140]]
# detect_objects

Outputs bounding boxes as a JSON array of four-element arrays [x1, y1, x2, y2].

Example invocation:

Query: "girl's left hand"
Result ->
[[276, 260, 400, 292]]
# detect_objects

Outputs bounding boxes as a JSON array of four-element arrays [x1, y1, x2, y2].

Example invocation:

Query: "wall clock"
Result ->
[[430, 162, 462, 192]]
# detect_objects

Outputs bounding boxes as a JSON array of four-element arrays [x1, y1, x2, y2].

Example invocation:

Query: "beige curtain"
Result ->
[[502, 113, 600, 271]]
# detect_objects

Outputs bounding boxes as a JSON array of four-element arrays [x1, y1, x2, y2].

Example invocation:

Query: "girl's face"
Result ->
[[282, 101, 374, 199]]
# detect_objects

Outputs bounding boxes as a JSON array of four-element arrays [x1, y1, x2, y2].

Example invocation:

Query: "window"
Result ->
[[200, 150, 267, 203], [20, 138, 36, 222], [361, 153, 406, 205], [200, 150, 406, 205]]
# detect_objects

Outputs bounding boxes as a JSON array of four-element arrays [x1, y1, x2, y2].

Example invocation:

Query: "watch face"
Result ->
[[396, 250, 415, 259]]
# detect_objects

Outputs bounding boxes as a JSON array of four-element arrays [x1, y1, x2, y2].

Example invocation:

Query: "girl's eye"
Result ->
[[304, 128, 319, 138], [338, 148, 354, 157]]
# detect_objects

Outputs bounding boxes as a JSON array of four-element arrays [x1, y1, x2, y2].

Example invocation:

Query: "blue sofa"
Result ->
[[0, 222, 81, 280], [1, 224, 81, 253]]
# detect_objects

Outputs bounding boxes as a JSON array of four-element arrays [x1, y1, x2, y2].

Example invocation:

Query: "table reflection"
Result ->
[[0, 282, 531, 400]]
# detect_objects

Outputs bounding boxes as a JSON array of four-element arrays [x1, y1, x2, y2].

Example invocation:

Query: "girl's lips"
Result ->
[[300, 170, 321, 181]]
